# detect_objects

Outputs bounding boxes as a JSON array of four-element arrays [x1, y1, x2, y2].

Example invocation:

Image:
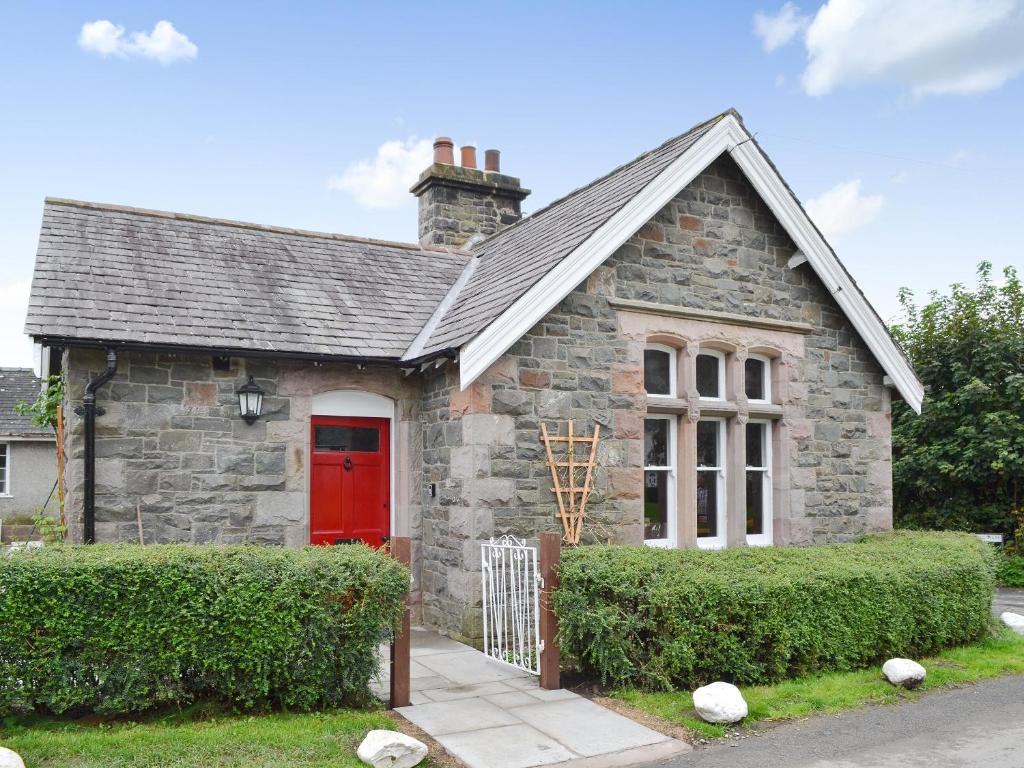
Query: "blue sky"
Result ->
[[2, 0, 1023, 367]]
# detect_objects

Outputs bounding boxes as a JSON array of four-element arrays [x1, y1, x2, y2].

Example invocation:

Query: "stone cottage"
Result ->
[[25, 110, 922, 639]]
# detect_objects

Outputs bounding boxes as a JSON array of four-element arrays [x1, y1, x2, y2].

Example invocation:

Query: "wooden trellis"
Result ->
[[540, 420, 600, 545]]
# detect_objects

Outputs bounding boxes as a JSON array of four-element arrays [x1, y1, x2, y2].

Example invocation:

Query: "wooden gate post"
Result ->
[[389, 536, 411, 708], [538, 531, 561, 690]]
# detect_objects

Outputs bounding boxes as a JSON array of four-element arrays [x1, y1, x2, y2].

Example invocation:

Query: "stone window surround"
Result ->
[[619, 305, 808, 549]]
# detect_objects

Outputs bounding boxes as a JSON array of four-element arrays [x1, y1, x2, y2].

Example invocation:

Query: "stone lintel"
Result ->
[[610, 298, 816, 335]]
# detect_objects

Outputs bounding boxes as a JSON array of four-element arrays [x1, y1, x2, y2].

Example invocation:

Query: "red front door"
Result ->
[[310, 416, 390, 547]]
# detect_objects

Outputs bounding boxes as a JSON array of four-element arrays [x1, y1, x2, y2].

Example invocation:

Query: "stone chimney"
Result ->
[[411, 137, 530, 248]]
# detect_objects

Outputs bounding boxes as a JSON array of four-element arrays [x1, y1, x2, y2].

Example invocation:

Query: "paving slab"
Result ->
[[435, 723, 576, 768], [383, 628, 691, 768], [415, 648, 534, 686], [512, 698, 669, 758], [398, 697, 519, 735]]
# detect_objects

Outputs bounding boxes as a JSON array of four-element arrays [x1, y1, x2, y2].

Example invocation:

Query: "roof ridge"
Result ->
[[44, 197, 470, 256], [468, 108, 740, 252]]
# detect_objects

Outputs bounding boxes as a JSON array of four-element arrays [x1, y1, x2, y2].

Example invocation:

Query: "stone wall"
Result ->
[[62, 349, 426, 608], [603, 154, 892, 541]]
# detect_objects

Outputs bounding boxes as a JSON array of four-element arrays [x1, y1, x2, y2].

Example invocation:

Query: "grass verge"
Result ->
[[0, 708, 415, 768], [614, 628, 1024, 739]]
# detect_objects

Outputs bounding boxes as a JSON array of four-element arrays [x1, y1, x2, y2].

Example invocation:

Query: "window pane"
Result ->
[[696, 354, 720, 398], [745, 358, 766, 400], [697, 470, 718, 538], [644, 349, 671, 396], [644, 470, 670, 540], [746, 423, 765, 468], [644, 419, 669, 467], [746, 470, 765, 535], [696, 421, 718, 467], [314, 426, 380, 452]]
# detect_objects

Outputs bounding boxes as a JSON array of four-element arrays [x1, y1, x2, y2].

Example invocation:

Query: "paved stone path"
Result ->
[[374, 627, 689, 768]]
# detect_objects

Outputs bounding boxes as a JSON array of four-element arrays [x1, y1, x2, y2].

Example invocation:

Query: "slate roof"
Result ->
[[25, 200, 469, 359], [0, 368, 51, 437], [417, 112, 726, 354]]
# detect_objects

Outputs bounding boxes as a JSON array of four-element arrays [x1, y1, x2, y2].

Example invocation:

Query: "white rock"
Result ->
[[357, 729, 427, 768], [0, 747, 25, 768], [692, 681, 748, 724], [1001, 612, 1024, 635], [882, 658, 927, 688]]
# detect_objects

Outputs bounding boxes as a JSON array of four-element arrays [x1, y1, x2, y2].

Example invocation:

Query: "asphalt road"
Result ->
[[656, 673, 1024, 768]]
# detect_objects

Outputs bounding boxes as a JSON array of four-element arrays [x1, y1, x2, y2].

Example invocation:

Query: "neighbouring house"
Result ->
[[0, 369, 57, 520], [25, 110, 922, 640]]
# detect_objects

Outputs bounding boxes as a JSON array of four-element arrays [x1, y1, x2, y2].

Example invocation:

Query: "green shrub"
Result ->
[[554, 531, 996, 691], [997, 553, 1024, 587], [0, 544, 408, 715]]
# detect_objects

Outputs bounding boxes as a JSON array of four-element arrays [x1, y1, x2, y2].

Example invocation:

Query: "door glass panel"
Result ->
[[644, 419, 669, 467], [745, 358, 766, 400], [696, 354, 720, 398], [746, 471, 764, 535], [314, 425, 380, 452], [697, 421, 719, 467], [644, 349, 671, 396], [644, 470, 669, 540], [697, 470, 718, 537]]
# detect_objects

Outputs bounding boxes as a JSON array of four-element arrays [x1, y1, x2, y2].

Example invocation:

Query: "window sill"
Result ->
[[645, 397, 689, 415], [643, 539, 675, 549], [696, 538, 726, 550], [748, 403, 784, 419]]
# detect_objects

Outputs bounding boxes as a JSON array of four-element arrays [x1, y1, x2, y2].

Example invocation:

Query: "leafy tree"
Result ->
[[891, 262, 1023, 534], [14, 374, 64, 431]]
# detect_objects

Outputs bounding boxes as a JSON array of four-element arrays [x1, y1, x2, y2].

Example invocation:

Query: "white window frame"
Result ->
[[745, 354, 772, 404], [696, 417, 726, 550], [644, 344, 677, 399], [643, 415, 677, 548], [696, 349, 726, 401], [0, 442, 9, 497], [745, 420, 773, 546]]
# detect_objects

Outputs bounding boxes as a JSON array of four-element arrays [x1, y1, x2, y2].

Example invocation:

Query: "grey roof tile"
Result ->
[[26, 201, 470, 359], [417, 112, 726, 354], [0, 369, 51, 436]]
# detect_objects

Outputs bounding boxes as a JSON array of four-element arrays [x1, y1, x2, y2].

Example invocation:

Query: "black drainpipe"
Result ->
[[76, 348, 118, 544]]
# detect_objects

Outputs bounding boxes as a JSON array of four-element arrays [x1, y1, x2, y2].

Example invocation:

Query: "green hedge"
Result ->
[[997, 553, 1024, 587], [554, 532, 996, 690], [0, 544, 408, 715]]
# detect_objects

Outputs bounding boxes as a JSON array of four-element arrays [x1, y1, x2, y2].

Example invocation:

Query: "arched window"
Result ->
[[696, 349, 726, 400], [744, 355, 771, 403], [644, 344, 676, 398]]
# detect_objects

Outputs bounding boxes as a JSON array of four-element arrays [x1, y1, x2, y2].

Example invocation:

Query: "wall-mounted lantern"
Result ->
[[236, 376, 265, 424]]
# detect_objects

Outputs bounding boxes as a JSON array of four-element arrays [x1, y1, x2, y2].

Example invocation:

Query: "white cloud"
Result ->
[[890, 170, 910, 185], [754, 2, 810, 51], [79, 20, 198, 64], [799, 0, 1024, 97], [805, 179, 884, 241], [328, 138, 433, 209], [0, 281, 34, 368]]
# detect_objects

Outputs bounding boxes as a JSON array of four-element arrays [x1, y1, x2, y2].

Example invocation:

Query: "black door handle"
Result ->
[[343, 456, 353, 471]]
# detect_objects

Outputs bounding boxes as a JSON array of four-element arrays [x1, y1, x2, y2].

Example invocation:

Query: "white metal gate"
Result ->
[[481, 535, 541, 674]]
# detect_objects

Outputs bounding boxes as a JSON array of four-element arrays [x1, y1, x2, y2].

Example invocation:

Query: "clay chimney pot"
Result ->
[[484, 149, 500, 172], [433, 137, 455, 165], [461, 145, 477, 169]]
